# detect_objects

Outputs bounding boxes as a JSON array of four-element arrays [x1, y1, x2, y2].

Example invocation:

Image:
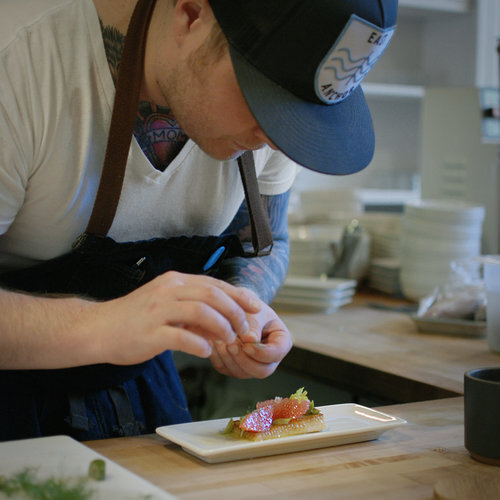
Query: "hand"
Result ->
[[208, 297, 292, 379], [82, 271, 261, 366]]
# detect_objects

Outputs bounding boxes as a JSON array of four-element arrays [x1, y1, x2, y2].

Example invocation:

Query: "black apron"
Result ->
[[0, 0, 273, 441]]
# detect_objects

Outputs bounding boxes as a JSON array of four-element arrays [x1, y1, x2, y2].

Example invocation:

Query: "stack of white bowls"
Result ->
[[400, 199, 485, 301]]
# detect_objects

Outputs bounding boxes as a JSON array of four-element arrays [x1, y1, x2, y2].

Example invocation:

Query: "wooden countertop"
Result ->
[[86, 397, 500, 499], [277, 294, 500, 401], [85, 295, 500, 498]]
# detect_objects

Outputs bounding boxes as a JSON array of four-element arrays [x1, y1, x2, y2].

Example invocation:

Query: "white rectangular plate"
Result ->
[[283, 276, 357, 291], [276, 287, 355, 301], [272, 295, 353, 313], [156, 404, 406, 464], [0, 435, 175, 499]]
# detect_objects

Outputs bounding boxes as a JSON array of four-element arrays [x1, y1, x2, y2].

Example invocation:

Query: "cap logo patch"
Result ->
[[315, 15, 395, 104]]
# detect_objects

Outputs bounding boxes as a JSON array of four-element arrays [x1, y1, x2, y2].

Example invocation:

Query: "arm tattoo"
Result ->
[[216, 191, 290, 304]]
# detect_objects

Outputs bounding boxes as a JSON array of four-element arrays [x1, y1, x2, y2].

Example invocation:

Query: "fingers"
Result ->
[[95, 272, 271, 367], [166, 285, 251, 339], [157, 299, 245, 344], [210, 339, 283, 379], [103, 323, 214, 365], [209, 341, 233, 376], [152, 325, 213, 359], [150, 272, 262, 339], [162, 272, 261, 314], [242, 326, 292, 363], [237, 314, 263, 343], [210, 340, 256, 378], [210, 315, 292, 379], [213, 280, 261, 315]]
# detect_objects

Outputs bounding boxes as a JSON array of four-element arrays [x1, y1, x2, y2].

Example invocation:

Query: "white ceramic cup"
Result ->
[[484, 256, 500, 352]]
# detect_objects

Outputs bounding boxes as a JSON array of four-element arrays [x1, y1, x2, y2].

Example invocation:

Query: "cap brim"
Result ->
[[229, 46, 375, 175]]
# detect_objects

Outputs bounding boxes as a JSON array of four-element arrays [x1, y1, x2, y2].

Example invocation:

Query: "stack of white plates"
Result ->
[[368, 257, 401, 295], [288, 224, 343, 277], [272, 275, 357, 313], [358, 213, 402, 260], [400, 199, 485, 301]]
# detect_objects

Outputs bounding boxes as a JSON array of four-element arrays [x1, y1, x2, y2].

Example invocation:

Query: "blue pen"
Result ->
[[203, 246, 226, 272]]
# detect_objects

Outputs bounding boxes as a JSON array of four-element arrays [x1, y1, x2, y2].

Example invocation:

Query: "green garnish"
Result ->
[[309, 404, 321, 414], [0, 467, 93, 499], [305, 400, 320, 414], [272, 418, 292, 425], [222, 418, 235, 434], [88, 459, 106, 481], [289, 387, 308, 403]]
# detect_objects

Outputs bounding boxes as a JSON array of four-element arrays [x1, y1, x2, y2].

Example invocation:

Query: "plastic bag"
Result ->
[[417, 259, 486, 321]]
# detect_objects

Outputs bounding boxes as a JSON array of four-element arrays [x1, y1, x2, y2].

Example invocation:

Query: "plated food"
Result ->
[[222, 387, 327, 441], [156, 402, 406, 463]]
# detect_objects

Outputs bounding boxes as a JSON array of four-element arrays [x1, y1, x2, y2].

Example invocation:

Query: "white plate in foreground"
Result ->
[[156, 403, 406, 464], [0, 435, 174, 499]]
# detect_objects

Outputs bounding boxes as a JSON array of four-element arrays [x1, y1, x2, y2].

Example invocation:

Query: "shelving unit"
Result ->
[[399, 0, 471, 15], [363, 82, 424, 100]]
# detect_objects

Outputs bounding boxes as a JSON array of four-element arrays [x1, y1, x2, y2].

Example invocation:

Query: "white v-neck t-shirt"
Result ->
[[0, 0, 299, 271]]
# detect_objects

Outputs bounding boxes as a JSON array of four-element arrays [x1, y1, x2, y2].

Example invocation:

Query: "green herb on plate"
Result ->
[[0, 467, 93, 499], [87, 459, 106, 481]]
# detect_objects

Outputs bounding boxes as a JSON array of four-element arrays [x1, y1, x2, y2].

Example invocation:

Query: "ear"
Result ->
[[172, 0, 214, 44]]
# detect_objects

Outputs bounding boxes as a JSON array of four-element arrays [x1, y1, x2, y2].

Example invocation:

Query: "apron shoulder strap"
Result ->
[[86, 0, 155, 238], [237, 152, 273, 256]]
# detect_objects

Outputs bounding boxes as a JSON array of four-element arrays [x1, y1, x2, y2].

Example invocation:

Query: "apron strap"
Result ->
[[107, 386, 144, 436], [86, 0, 155, 238], [65, 393, 90, 431], [85, 0, 273, 257], [238, 152, 273, 256]]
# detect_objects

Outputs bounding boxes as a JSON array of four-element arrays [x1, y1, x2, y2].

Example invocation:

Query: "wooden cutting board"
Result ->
[[434, 473, 500, 500]]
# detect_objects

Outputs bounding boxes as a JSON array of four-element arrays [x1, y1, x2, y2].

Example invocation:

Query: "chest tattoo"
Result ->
[[134, 102, 188, 171]]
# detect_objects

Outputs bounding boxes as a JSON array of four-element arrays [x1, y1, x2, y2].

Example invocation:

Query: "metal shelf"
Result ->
[[362, 82, 425, 100], [399, 0, 471, 15]]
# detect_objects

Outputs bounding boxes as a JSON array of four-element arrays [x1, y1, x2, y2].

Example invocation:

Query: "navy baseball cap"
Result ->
[[209, 0, 398, 175]]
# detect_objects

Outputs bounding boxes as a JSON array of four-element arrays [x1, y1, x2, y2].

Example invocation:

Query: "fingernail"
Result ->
[[251, 299, 260, 310], [227, 343, 239, 355], [251, 342, 266, 350], [243, 344, 256, 356], [244, 332, 258, 343], [241, 320, 249, 334], [206, 344, 213, 356]]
